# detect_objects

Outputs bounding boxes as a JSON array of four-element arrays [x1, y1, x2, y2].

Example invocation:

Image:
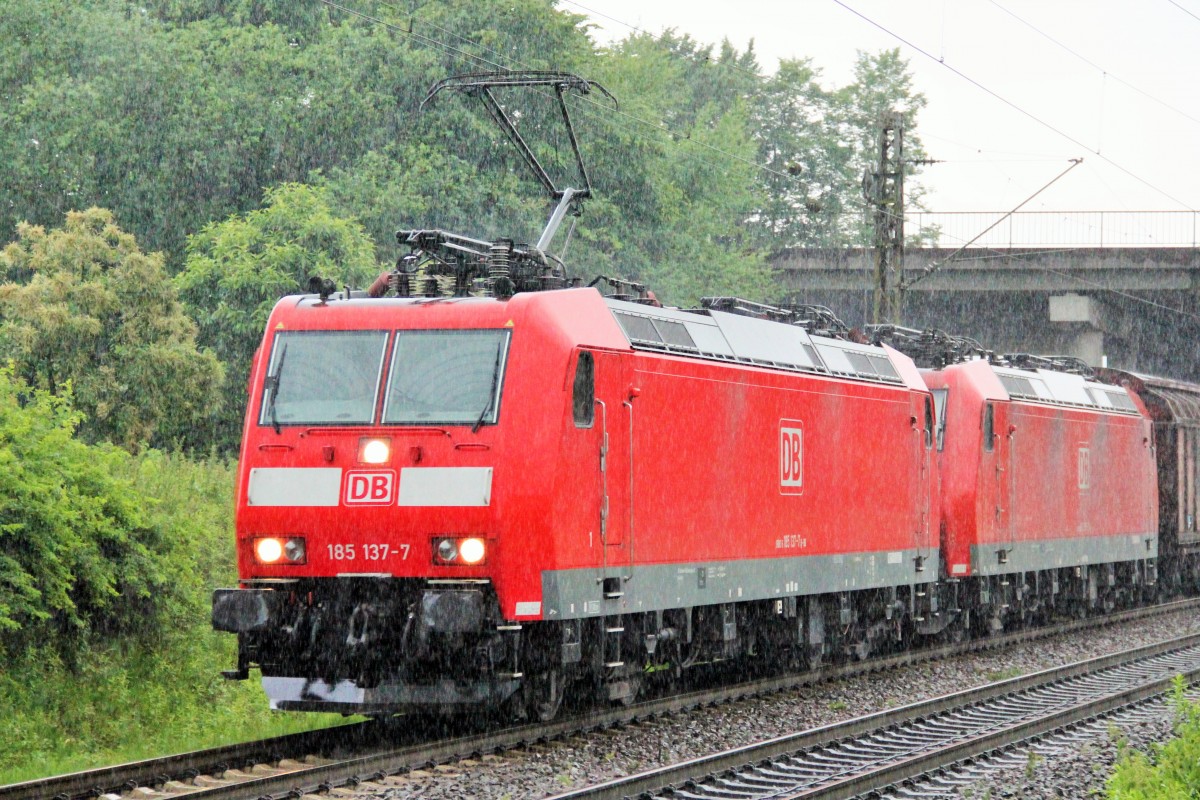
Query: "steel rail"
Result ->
[[6, 597, 1198, 800], [545, 632, 1200, 800]]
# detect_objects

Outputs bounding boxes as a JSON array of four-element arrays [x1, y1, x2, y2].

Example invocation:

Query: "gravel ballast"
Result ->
[[376, 609, 1200, 800]]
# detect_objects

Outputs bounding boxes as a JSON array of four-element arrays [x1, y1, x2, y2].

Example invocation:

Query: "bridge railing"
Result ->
[[907, 210, 1200, 248]]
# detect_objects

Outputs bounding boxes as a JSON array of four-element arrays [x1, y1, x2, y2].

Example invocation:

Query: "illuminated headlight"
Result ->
[[358, 437, 392, 464], [434, 537, 487, 565], [254, 536, 307, 565], [459, 537, 486, 565]]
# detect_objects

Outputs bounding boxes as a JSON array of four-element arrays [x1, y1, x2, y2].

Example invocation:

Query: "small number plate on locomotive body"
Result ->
[[325, 543, 411, 561]]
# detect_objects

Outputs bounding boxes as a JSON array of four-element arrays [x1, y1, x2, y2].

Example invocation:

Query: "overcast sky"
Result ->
[[564, 0, 1200, 217]]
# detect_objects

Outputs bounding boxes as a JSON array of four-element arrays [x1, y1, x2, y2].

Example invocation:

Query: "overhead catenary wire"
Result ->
[[320, 0, 797, 184], [568, 0, 1195, 217], [552, 0, 1200, 266], [902, 157, 1084, 289], [830, 0, 1193, 210], [558, 0, 768, 81], [1166, 0, 1200, 23], [989, 0, 1200, 128]]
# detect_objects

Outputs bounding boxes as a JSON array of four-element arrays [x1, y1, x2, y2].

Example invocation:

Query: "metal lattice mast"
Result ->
[[866, 111, 905, 325]]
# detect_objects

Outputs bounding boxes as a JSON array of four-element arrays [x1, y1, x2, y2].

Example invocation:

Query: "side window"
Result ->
[[983, 402, 995, 452], [931, 388, 948, 452], [572, 351, 594, 427], [923, 395, 934, 450]]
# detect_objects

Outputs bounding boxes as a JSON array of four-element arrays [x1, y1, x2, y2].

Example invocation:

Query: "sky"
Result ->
[[565, 0, 1200, 217]]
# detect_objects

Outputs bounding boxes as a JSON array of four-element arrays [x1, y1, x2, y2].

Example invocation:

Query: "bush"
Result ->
[[1107, 676, 1200, 798], [0, 367, 176, 662], [0, 440, 345, 780]]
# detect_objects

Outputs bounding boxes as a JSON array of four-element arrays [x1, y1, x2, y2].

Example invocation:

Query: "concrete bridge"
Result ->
[[771, 246, 1200, 382]]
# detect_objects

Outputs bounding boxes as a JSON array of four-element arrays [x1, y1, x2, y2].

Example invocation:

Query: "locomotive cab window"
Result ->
[[383, 329, 510, 426], [923, 395, 934, 450], [572, 350, 595, 428], [260, 330, 388, 426], [983, 402, 995, 452], [931, 388, 948, 451]]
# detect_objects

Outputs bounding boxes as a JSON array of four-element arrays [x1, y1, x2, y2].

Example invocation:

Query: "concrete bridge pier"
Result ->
[[1048, 293, 1114, 368]]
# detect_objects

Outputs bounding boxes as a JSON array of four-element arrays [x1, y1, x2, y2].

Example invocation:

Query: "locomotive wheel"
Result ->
[[615, 671, 643, 707], [527, 668, 565, 722]]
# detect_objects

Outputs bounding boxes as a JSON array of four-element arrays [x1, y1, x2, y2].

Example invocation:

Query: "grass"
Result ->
[[984, 666, 1024, 682], [1106, 677, 1200, 798], [0, 631, 353, 784]]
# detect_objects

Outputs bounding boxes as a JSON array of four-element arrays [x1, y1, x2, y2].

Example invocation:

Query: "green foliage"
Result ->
[[176, 183, 379, 449], [0, 447, 348, 779], [568, 32, 771, 305], [753, 58, 855, 247], [1107, 676, 1200, 798], [0, 369, 171, 661], [0, 208, 224, 451]]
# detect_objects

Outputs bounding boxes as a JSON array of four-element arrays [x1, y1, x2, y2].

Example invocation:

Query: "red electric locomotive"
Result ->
[[924, 356, 1158, 632], [212, 284, 943, 717]]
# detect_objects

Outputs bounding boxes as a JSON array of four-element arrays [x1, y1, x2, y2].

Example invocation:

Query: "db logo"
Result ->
[[780, 421, 803, 494], [1077, 446, 1091, 491], [344, 470, 396, 505]]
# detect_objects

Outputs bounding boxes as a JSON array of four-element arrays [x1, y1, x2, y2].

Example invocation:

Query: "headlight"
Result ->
[[358, 437, 392, 464], [434, 537, 487, 565], [254, 536, 307, 565], [437, 538, 458, 563], [459, 537, 486, 565], [284, 537, 306, 563]]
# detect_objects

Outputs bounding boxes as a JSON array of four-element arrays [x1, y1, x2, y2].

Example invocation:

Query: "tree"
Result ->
[[0, 0, 928, 306], [176, 183, 379, 449], [751, 58, 856, 248], [832, 48, 930, 242], [0, 208, 224, 451]]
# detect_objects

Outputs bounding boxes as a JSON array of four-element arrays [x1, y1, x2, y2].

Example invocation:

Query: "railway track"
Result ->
[[7, 598, 1198, 800], [551, 631, 1200, 800]]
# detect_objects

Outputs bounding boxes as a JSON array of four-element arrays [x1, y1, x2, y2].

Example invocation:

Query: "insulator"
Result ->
[[389, 271, 410, 298], [488, 240, 514, 298]]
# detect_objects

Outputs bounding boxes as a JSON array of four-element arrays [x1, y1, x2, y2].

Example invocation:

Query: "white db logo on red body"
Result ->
[[1077, 446, 1091, 491], [344, 471, 396, 505], [780, 421, 803, 494]]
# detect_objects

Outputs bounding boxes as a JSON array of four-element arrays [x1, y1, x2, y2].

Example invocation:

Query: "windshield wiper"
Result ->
[[471, 340, 504, 434], [267, 343, 288, 435]]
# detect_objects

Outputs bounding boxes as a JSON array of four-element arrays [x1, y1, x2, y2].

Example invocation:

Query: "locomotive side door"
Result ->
[[591, 351, 635, 571], [914, 392, 935, 561], [986, 401, 1016, 560]]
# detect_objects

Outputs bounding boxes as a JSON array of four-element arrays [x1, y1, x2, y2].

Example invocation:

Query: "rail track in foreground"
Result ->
[[7, 597, 1200, 800], [551, 631, 1200, 800]]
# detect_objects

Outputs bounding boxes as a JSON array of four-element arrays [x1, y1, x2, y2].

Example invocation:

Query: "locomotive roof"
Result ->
[[986, 363, 1139, 415], [604, 298, 923, 390]]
